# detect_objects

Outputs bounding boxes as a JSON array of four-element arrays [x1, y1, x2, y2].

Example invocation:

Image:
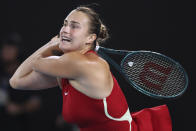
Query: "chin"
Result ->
[[59, 43, 74, 53], [59, 43, 69, 50]]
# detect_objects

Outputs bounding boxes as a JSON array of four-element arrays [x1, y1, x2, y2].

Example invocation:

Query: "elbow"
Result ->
[[9, 77, 22, 90]]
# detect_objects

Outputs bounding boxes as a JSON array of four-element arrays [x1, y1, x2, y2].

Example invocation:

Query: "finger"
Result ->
[[51, 35, 59, 41]]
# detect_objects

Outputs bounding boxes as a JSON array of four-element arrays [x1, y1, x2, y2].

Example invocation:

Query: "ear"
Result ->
[[86, 34, 97, 45]]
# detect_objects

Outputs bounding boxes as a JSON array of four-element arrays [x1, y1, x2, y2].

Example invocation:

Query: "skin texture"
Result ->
[[9, 10, 113, 99]]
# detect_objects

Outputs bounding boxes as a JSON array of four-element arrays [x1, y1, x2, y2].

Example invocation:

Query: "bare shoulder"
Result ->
[[85, 51, 111, 76], [70, 52, 113, 99], [62, 51, 110, 76]]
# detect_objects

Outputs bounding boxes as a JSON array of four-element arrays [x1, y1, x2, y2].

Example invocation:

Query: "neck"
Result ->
[[79, 45, 93, 54]]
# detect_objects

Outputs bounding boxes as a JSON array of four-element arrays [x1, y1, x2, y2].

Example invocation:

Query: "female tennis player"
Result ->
[[9, 5, 172, 131]]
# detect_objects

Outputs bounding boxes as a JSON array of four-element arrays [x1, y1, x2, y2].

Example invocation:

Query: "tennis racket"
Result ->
[[96, 46, 188, 99]]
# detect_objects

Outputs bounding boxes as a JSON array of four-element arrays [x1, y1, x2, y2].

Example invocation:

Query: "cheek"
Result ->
[[72, 38, 87, 48], [73, 32, 88, 42]]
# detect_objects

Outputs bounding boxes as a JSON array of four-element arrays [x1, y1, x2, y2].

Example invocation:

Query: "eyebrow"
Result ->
[[64, 20, 80, 25]]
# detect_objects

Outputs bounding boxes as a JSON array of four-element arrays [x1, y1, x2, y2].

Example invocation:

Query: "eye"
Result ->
[[70, 24, 79, 29], [63, 21, 68, 26]]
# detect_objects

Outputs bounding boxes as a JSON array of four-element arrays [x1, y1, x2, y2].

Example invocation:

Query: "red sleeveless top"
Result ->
[[61, 75, 131, 131]]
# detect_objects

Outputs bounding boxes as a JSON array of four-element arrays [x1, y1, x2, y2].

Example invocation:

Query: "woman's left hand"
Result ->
[[50, 35, 60, 46], [42, 35, 63, 57]]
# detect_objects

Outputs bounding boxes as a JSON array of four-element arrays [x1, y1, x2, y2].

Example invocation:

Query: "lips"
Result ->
[[61, 36, 72, 42]]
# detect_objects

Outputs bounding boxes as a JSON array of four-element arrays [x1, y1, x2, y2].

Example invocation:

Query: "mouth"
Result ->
[[61, 36, 72, 43]]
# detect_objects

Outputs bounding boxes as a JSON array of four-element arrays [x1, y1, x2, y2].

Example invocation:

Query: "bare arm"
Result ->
[[33, 51, 88, 79], [9, 36, 62, 90], [33, 51, 114, 98]]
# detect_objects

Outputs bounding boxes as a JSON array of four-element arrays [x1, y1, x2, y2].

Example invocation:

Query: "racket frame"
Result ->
[[96, 46, 189, 99]]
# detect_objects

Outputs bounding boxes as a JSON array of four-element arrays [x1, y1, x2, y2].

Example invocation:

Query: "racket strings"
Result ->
[[122, 52, 186, 97]]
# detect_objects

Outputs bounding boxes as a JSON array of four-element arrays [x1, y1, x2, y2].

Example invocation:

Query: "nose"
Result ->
[[60, 25, 70, 34]]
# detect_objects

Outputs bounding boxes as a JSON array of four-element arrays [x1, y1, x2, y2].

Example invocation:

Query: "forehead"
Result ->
[[65, 10, 90, 25]]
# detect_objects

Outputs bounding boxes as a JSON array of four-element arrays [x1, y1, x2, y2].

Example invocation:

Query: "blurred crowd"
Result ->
[[0, 32, 78, 131]]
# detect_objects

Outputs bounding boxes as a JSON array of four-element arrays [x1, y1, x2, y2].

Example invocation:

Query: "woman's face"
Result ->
[[59, 10, 93, 52]]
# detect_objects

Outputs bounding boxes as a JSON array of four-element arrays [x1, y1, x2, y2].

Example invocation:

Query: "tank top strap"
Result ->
[[86, 50, 97, 55]]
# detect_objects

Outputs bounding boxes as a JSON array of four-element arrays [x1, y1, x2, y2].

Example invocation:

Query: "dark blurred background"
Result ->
[[0, 0, 193, 131]]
